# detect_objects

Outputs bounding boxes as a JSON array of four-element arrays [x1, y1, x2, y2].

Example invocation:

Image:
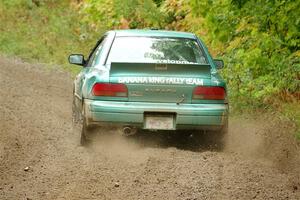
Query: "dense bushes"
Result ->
[[192, 0, 300, 107], [82, 0, 299, 107], [0, 0, 299, 107]]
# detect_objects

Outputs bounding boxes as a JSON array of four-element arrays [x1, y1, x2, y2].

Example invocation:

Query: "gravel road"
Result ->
[[0, 56, 299, 200]]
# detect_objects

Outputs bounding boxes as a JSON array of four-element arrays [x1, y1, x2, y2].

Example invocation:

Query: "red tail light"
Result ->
[[193, 86, 225, 100], [92, 83, 128, 97]]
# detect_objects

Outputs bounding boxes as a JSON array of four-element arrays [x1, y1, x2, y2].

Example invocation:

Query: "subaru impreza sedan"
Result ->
[[69, 29, 228, 146]]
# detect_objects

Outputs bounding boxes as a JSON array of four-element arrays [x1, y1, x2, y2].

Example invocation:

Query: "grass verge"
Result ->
[[0, 0, 101, 74]]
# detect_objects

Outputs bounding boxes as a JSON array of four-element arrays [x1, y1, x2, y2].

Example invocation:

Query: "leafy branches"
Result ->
[[81, 0, 299, 106], [190, 0, 300, 106], [2, 0, 298, 107], [82, 0, 163, 29]]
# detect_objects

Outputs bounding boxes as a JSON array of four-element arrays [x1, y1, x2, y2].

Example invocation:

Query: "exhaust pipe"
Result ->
[[122, 126, 137, 136]]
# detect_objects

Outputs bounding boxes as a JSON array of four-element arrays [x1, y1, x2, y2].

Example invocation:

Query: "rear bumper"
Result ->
[[84, 99, 228, 130]]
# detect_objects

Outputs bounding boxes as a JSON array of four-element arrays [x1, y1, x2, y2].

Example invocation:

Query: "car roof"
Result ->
[[111, 29, 196, 39]]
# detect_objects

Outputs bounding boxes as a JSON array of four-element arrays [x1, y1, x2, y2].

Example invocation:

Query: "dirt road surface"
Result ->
[[1, 56, 300, 200]]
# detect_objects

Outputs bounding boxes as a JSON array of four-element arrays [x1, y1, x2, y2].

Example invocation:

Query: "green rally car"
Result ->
[[69, 29, 228, 146]]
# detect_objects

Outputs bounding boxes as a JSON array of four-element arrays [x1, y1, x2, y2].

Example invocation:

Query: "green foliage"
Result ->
[[82, 0, 299, 106], [1, 0, 299, 109], [189, 0, 300, 107], [0, 0, 93, 69], [82, 0, 163, 29]]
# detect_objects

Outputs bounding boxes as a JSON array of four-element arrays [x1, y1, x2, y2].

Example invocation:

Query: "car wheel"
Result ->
[[72, 96, 80, 124], [72, 98, 94, 146], [80, 117, 91, 146]]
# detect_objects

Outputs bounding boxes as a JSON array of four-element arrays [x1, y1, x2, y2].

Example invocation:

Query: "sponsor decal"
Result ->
[[156, 59, 198, 65], [118, 77, 203, 85]]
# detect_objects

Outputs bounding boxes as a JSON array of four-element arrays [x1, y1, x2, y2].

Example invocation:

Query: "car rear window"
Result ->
[[106, 37, 208, 65]]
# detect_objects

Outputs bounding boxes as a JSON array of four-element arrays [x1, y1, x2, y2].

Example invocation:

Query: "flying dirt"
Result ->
[[0, 56, 299, 199]]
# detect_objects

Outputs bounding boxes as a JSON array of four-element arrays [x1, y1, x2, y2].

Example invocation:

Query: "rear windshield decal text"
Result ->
[[118, 77, 203, 85]]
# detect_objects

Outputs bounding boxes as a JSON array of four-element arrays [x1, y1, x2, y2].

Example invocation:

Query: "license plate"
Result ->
[[144, 114, 175, 130]]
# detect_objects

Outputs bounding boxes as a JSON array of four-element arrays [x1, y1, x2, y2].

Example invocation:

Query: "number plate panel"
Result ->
[[144, 113, 175, 130]]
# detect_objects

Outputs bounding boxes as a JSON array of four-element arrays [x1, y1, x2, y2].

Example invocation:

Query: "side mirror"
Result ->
[[68, 54, 85, 66], [213, 59, 224, 69]]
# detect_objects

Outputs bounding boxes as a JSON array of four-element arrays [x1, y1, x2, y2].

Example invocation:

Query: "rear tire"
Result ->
[[72, 98, 93, 146], [80, 118, 91, 146]]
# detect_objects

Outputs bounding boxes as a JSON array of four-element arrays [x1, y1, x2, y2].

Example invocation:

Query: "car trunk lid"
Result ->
[[109, 62, 211, 103]]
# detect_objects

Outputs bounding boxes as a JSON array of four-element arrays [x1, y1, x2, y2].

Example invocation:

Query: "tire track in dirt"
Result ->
[[0, 56, 299, 200]]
